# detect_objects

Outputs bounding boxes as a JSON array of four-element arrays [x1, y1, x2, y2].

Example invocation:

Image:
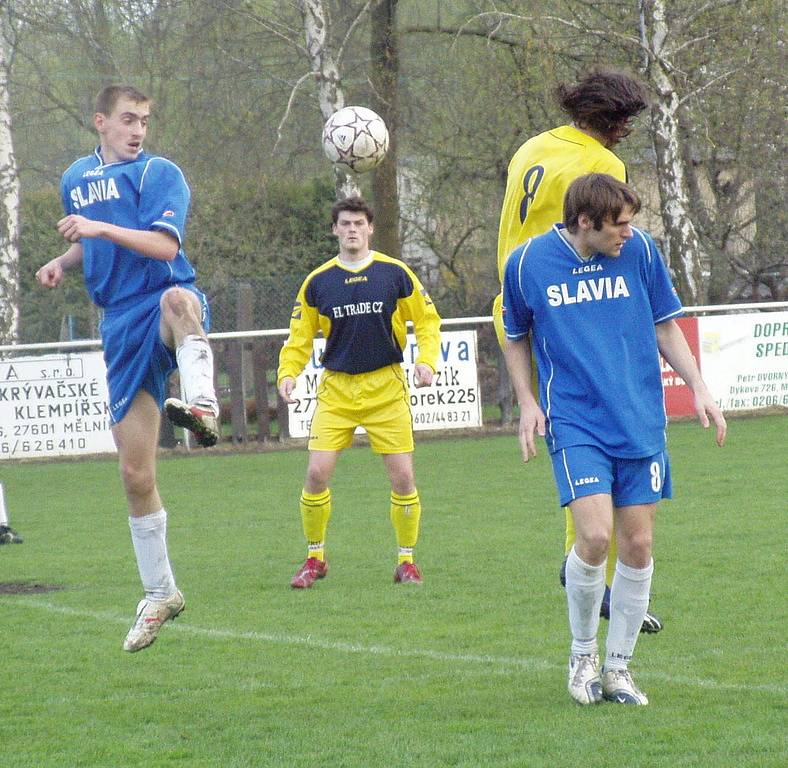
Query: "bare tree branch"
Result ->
[[272, 69, 316, 155], [455, 11, 643, 53], [678, 67, 741, 107], [336, 0, 372, 68]]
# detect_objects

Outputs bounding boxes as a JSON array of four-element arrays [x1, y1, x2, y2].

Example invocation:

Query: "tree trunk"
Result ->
[[369, 0, 401, 258], [300, 0, 360, 199], [639, 0, 706, 304], [0, 25, 19, 343]]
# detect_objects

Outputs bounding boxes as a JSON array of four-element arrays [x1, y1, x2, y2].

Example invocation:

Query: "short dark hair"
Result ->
[[95, 85, 150, 116], [564, 174, 641, 232], [556, 68, 648, 140], [331, 196, 374, 225]]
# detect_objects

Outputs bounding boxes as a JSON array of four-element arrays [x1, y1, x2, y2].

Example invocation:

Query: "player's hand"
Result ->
[[413, 363, 433, 388], [693, 388, 727, 447], [278, 377, 297, 404], [57, 214, 104, 243], [35, 260, 64, 289], [518, 400, 546, 463]]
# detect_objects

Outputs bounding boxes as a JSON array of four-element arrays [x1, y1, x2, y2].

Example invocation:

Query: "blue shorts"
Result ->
[[100, 284, 210, 424], [550, 444, 672, 508]]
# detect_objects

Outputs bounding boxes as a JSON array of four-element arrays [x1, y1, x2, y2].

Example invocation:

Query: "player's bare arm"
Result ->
[[503, 336, 545, 461], [655, 320, 727, 447], [35, 242, 84, 289], [57, 214, 180, 261]]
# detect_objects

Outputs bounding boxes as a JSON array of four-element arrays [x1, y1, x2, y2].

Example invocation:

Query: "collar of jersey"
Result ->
[[553, 124, 605, 149], [553, 224, 601, 264], [92, 146, 145, 169], [336, 251, 375, 272]]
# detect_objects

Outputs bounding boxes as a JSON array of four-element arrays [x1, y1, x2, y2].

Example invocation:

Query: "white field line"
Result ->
[[8, 598, 787, 696]]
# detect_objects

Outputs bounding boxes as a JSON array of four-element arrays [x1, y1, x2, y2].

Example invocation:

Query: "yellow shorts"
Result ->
[[309, 365, 414, 454]]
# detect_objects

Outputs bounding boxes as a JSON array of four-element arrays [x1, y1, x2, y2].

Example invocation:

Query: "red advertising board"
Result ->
[[661, 316, 699, 417]]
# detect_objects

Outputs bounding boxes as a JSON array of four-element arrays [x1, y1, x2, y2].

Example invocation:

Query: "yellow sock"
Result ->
[[390, 490, 421, 564], [300, 488, 331, 561], [564, 506, 575, 555], [606, 534, 618, 586]]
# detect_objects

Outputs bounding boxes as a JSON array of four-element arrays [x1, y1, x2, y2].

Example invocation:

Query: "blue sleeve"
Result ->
[[639, 230, 683, 323], [502, 243, 533, 339], [60, 169, 72, 215], [138, 158, 190, 245]]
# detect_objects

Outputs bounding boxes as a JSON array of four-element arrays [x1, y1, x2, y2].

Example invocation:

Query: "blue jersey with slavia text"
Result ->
[[502, 224, 683, 458], [60, 148, 195, 309]]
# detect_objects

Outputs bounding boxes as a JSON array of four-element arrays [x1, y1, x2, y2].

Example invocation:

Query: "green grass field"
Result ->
[[0, 416, 785, 768]]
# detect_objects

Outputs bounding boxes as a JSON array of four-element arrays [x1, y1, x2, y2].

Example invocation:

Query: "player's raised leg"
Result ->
[[160, 287, 220, 447], [113, 392, 184, 652]]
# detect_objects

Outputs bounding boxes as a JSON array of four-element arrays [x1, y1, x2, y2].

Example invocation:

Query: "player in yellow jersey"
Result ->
[[494, 69, 662, 633], [278, 196, 442, 588]]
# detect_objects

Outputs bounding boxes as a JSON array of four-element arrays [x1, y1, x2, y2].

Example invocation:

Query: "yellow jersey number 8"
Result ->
[[519, 164, 545, 224]]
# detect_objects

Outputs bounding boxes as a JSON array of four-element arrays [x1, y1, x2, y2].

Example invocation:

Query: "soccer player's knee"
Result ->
[[118, 459, 155, 498], [581, 527, 612, 561], [623, 530, 653, 564], [161, 287, 198, 322], [305, 465, 331, 491]]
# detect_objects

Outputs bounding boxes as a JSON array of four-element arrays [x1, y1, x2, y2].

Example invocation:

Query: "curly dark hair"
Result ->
[[556, 68, 648, 140], [331, 196, 374, 225]]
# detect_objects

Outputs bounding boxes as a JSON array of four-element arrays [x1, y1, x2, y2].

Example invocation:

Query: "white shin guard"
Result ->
[[605, 558, 654, 671], [129, 509, 177, 600], [566, 546, 607, 655], [176, 334, 218, 411]]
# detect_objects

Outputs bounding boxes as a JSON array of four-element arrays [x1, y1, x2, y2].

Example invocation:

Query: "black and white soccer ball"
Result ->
[[322, 106, 389, 174]]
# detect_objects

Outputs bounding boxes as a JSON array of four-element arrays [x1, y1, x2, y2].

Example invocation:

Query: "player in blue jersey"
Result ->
[[502, 174, 726, 705], [278, 197, 442, 588], [35, 85, 221, 653]]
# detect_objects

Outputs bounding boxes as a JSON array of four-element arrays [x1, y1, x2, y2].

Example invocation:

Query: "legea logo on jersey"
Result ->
[[162, 210, 175, 217], [574, 475, 600, 486], [82, 167, 105, 178]]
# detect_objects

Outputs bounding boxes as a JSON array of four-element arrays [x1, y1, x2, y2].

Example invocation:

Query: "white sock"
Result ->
[[176, 334, 218, 413], [604, 558, 654, 672], [129, 509, 177, 600], [566, 545, 607, 656]]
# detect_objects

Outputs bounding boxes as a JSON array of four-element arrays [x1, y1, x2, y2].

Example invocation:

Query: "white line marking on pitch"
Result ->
[[8, 598, 787, 696]]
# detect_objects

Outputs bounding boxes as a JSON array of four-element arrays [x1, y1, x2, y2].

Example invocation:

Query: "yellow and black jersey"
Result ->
[[496, 124, 627, 281], [278, 251, 441, 382]]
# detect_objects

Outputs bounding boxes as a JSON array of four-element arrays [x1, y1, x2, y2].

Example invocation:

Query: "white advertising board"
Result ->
[[286, 330, 482, 438], [0, 352, 115, 459], [698, 311, 788, 411]]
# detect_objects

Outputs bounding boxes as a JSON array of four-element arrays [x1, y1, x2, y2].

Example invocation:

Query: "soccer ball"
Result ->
[[322, 106, 389, 174]]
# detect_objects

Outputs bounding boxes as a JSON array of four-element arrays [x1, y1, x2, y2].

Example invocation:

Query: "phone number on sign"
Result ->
[[412, 410, 474, 425], [0, 437, 87, 455]]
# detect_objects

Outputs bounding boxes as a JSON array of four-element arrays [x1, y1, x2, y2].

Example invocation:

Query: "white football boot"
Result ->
[[602, 668, 649, 705], [122, 590, 185, 652], [568, 653, 603, 705]]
